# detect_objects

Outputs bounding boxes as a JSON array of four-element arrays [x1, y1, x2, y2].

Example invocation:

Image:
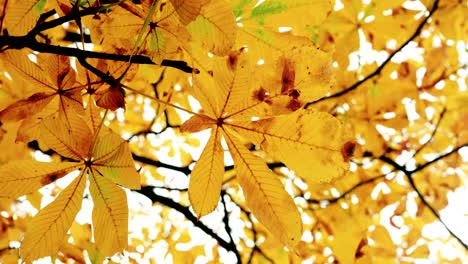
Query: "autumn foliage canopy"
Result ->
[[0, 0, 467, 263]]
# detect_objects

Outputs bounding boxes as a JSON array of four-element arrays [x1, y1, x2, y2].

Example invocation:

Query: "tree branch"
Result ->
[[410, 144, 468, 174], [379, 152, 468, 250], [221, 191, 242, 263], [136, 186, 240, 261], [407, 107, 446, 162], [306, 0, 440, 107], [0, 35, 195, 73], [307, 169, 396, 205], [0, 2, 197, 74], [132, 154, 192, 175]]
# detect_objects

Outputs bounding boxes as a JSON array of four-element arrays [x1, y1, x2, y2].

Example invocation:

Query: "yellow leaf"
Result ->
[[89, 170, 128, 256], [91, 132, 141, 190], [370, 225, 396, 254], [274, 46, 333, 103], [193, 50, 264, 119], [84, 100, 106, 135], [408, 244, 430, 259], [231, 109, 353, 183], [236, 0, 331, 34], [255, 45, 334, 114], [20, 171, 86, 262], [187, 0, 237, 55], [188, 127, 224, 217], [317, 204, 365, 264], [58, 243, 86, 264], [0, 161, 81, 198], [224, 128, 302, 247]]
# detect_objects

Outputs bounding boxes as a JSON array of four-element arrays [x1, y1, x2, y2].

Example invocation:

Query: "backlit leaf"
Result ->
[[180, 114, 216, 133], [231, 109, 353, 183], [169, 0, 210, 25], [224, 128, 302, 247], [0, 161, 81, 198], [89, 170, 129, 256], [40, 113, 92, 161], [4, 0, 42, 35], [20, 171, 86, 262], [92, 132, 141, 190], [0, 93, 54, 122], [188, 126, 224, 217]]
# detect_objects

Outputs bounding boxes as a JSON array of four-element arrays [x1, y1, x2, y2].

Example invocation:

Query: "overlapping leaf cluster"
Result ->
[[0, 0, 352, 261], [0, 0, 467, 263], [0, 51, 140, 261]]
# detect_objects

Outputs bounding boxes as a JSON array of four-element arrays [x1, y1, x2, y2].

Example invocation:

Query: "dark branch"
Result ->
[[410, 144, 468, 174], [306, 0, 440, 107], [136, 186, 240, 261], [221, 191, 242, 263], [132, 154, 192, 175], [408, 108, 446, 162], [307, 169, 395, 204], [379, 152, 468, 250], [0, 2, 197, 74]]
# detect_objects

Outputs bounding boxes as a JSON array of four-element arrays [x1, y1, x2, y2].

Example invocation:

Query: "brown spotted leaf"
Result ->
[[229, 109, 353, 183]]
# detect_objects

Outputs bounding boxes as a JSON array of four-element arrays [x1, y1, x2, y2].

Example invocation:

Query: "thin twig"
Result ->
[[379, 152, 468, 250], [221, 191, 242, 263], [408, 107, 446, 162], [306, 0, 440, 107], [136, 186, 241, 261], [307, 169, 397, 204], [410, 144, 468, 174]]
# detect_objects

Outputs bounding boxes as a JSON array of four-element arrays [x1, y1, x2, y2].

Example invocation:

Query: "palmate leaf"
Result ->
[[0, 93, 54, 122], [91, 132, 141, 190], [0, 105, 140, 261], [187, 0, 237, 56], [40, 113, 92, 161], [169, 0, 210, 25], [181, 47, 352, 246], [20, 170, 87, 262], [0, 50, 55, 95], [0, 51, 83, 142], [3, 0, 43, 36]]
